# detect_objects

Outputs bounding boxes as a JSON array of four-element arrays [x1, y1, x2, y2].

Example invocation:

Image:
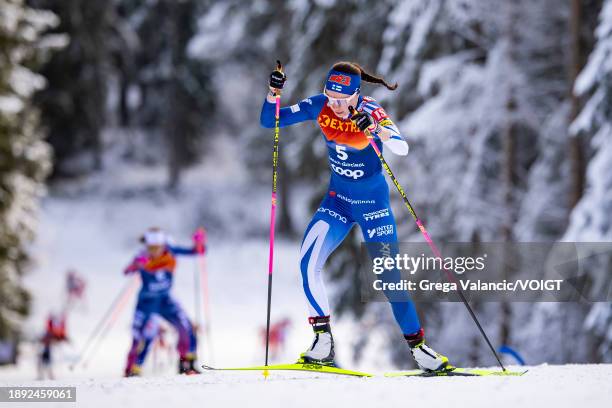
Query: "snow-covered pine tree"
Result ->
[[115, 0, 215, 190], [564, 0, 612, 363], [30, 0, 119, 177], [0, 0, 58, 342], [511, 0, 604, 365]]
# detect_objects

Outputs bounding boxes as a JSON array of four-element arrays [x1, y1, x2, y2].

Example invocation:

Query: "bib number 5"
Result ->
[[336, 145, 348, 161]]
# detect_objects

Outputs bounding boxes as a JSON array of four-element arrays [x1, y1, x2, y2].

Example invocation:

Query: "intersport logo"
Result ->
[[367, 225, 394, 238]]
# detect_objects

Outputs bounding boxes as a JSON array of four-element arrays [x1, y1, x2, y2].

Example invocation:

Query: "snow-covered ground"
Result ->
[[2, 364, 610, 408]]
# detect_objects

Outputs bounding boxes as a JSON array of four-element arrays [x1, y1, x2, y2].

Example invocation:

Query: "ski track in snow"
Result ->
[[1, 364, 610, 408]]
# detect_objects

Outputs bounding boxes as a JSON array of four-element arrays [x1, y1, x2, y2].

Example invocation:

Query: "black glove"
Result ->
[[269, 70, 286, 90], [351, 110, 378, 133]]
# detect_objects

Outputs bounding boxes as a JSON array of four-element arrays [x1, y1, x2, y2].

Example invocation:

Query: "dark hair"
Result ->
[[332, 61, 398, 91]]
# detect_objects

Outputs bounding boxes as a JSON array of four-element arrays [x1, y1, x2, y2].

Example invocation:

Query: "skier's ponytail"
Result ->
[[332, 61, 398, 91]]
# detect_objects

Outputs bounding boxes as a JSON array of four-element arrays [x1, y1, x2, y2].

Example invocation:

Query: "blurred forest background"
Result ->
[[1, 0, 611, 368]]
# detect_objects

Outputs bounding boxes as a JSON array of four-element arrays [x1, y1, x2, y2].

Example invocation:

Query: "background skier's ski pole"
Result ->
[[264, 60, 283, 376], [81, 279, 136, 368], [198, 254, 214, 362], [69, 276, 138, 370], [194, 256, 202, 333], [349, 106, 506, 371], [194, 227, 213, 362]]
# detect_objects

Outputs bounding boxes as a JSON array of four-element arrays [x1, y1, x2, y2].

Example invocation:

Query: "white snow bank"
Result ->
[[0, 364, 610, 408]]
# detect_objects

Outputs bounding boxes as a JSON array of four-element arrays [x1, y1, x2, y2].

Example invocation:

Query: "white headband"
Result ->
[[144, 230, 166, 246]]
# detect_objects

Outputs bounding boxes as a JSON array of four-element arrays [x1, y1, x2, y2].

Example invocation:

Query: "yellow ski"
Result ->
[[202, 363, 373, 377], [385, 368, 528, 377]]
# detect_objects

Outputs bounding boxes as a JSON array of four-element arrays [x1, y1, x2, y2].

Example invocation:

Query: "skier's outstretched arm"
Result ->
[[260, 94, 321, 128], [168, 245, 198, 255], [168, 228, 207, 256], [124, 254, 147, 275]]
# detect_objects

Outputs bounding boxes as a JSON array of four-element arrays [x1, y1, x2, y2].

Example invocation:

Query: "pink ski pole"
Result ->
[[264, 60, 283, 373]]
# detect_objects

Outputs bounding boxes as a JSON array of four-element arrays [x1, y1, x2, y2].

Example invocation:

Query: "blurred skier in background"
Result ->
[[65, 269, 87, 311], [37, 313, 68, 380], [260, 317, 291, 362], [260, 61, 451, 372], [123, 227, 206, 376]]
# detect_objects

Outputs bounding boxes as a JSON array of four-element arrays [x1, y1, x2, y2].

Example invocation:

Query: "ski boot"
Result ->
[[298, 316, 335, 366], [405, 329, 452, 372], [179, 353, 200, 375], [124, 364, 142, 377]]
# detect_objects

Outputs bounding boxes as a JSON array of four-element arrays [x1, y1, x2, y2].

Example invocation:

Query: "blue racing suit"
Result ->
[[260, 93, 421, 335], [125, 245, 198, 371]]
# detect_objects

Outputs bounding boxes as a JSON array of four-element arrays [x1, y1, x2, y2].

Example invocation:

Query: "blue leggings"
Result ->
[[127, 294, 196, 367], [299, 174, 421, 335]]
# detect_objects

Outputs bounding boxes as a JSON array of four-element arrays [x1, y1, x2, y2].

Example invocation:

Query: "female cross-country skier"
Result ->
[[123, 227, 206, 376], [260, 61, 451, 372]]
